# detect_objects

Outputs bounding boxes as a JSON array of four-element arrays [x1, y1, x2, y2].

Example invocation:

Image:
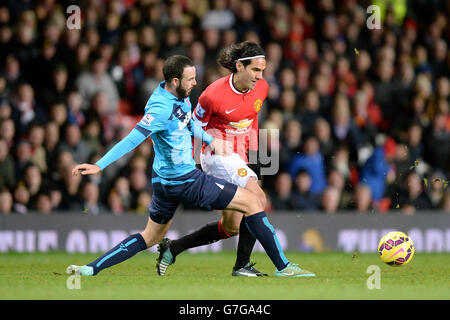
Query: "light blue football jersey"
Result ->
[[95, 81, 213, 179]]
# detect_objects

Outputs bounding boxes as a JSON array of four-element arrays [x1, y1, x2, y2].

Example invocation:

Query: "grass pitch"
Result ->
[[0, 251, 449, 300]]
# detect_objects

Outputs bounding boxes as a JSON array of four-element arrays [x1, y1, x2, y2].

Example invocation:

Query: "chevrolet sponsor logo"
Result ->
[[228, 119, 253, 130]]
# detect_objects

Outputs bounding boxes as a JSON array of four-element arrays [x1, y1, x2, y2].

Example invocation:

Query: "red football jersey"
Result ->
[[193, 74, 269, 162]]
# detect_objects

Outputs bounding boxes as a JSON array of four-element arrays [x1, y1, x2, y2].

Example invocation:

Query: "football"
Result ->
[[378, 231, 415, 266]]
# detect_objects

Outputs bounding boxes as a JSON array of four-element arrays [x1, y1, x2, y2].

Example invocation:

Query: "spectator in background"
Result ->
[[23, 163, 43, 205], [14, 139, 33, 182], [48, 183, 63, 212], [279, 119, 302, 168], [0, 138, 15, 190], [233, 0, 261, 42], [320, 186, 341, 214], [405, 122, 424, 167], [373, 57, 396, 126], [353, 183, 373, 213], [2, 54, 24, 96], [0, 98, 16, 122], [79, 181, 105, 215], [28, 121, 47, 173], [269, 172, 294, 211], [351, 90, 378, 147], [82, 119, 102, 156], [426, 171, 446, 208], [398, 171, 433, 214], [38, 63, 70, 109], [299, 89, 321, 135], [44, 121, 60, 174], [13, 182, 30, 214], [12, 83, 46, 134], [290, 170, 320, 212], [135, 190, 151, 215], [87, 91, 119, 144], [202, 28, 221, 69], [278, 89, 298, 123], [66, 90, 85, 127], [0, 188, 13, 214], [329, 145, 351, 180], [359, 144, 390, 204], [393, 57, 415, 114], [128, 169, 151, 210], [443, 192, 450, 213], [75, 52, 119, 112], [0, 117, 15, 147], [424, 112, 450, 172], [35, 192, 52, 214], [58, 123, 91, 164], [328, 169, 353, 210], [201, 0, 235, 31], [289, 136, 327, 195], [113, 176, 132, 212], [59, 165, 82, 211], [107, 189, 124, 215], [313, 117, 334, 162], [330, 94, 361, 161], [312, 72, 333, 118], [48, 102, 68, 128], [354, 49, 372, 82]]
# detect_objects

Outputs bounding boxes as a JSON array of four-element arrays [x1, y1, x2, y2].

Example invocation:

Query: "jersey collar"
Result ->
[[158, 81, 184, 102], [229, 74, 251, 95]]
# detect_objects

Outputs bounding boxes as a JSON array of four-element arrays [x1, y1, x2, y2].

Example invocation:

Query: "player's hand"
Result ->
[[72, 164, 101, 176], [208, 138, 234, 156]]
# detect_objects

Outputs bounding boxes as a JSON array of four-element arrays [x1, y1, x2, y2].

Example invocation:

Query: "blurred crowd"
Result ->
[[0, 0, 449, 215]]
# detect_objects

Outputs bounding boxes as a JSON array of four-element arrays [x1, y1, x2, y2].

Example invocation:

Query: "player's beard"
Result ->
[[176, 83, 190, 98]]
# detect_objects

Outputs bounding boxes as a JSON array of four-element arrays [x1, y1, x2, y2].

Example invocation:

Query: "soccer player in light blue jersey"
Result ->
[[66, 55, 315, 278]]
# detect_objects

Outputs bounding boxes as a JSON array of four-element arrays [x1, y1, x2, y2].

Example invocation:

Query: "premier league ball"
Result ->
[[378, 231, 415, 266]]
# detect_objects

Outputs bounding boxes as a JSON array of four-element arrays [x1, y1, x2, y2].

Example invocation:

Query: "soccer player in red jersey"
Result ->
[[157, 41, 271, 276]]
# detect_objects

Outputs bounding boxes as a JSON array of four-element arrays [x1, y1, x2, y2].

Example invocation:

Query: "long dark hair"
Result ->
[[217, 41, 265, 73]]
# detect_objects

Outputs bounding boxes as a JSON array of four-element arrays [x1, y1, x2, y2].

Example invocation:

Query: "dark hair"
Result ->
[[163, 55, 194, 82], [217, 41, 265, 72]]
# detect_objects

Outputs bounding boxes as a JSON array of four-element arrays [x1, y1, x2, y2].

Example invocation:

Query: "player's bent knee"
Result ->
[[230, 187, 264, 214], [245, 193, 265, 214], [258, 192, 267, 210], [223, 225, 239, 236]]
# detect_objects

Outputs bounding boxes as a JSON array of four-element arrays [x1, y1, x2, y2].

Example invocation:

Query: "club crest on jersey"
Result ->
[[139, 114, 155, 126], [196, 104, 206, 118], [237, 168, 248, 177], [254, 99, 262, 113]]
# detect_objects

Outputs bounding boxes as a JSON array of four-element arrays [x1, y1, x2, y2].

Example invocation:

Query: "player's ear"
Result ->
[[235, 61, 244, 72], [171, 77, 180, 87]]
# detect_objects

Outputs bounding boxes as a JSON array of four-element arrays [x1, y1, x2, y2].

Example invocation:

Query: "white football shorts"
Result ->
[[200, 152, 257, 188]]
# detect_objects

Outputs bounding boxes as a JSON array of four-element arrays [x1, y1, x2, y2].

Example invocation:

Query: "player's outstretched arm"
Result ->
[[72, 127, 148, 176]]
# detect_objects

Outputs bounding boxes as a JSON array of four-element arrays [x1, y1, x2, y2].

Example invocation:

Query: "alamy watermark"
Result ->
[[190, 128, 280, 177], [66, 274, 81, 290], [66, 5, 81, 30], [366, 265, 381, 290], [366, 5, 381, 30]]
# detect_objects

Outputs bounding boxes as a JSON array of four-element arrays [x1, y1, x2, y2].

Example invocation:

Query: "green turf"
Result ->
[[0, 251, 449, 300]]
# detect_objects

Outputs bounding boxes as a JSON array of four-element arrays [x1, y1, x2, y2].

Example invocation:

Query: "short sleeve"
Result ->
[[136, 103, 171, 135], [192, 92, 213, 127]]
